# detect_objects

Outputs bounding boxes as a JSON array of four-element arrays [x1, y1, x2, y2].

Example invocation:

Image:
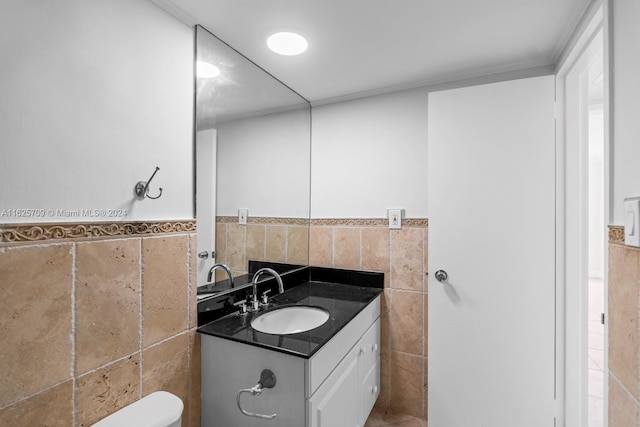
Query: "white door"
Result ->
[[427, 76, 557, 426], [196, 128, 217, 286]]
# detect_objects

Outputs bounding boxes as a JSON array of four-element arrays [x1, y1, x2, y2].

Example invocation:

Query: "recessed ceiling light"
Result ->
[[266, 32, 308, 56], [196, 61, 221, 78]]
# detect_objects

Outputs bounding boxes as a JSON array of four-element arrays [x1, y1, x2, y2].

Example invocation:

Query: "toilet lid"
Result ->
[[91, 391, 183, 427]]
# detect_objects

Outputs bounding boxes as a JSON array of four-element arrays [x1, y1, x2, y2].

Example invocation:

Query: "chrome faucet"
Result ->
[[250, 268, 284, 311], [207, 263, 234, 287]]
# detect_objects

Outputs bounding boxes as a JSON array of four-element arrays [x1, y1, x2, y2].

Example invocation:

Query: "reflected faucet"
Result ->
[[207, 263, 234, 287], [250, 268, 284, 311]]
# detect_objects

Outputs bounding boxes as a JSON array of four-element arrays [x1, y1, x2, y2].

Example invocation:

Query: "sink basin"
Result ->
[[251, 306, 330, 335]]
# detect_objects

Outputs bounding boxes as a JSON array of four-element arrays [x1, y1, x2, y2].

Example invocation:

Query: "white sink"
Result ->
[[251, 306, 330, 335]]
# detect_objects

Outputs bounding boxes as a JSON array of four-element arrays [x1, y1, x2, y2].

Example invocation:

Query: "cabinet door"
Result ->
[[360, 359, 380, 425], [309, 346, 360, 427], [360, 319, 380, 375], [359, 319, 380, 426]]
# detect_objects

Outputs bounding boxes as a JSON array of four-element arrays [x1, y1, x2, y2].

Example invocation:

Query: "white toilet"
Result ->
[[91, 391, 183, 427]]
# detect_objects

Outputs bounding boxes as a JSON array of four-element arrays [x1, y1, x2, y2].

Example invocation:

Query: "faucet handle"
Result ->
[[246, 293, 260, 312], [260, 290, 272, 306], [233, 299, 248, 316]]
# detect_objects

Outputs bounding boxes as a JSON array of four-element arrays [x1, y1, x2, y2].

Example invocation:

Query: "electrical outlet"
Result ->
[[238, 208, 248, 225], [388, 209, 403, 229]]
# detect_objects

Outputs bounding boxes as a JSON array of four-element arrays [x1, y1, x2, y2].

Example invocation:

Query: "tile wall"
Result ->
[[215, 216, 309, 279], [607, 225, 640, 426], [309, 218, 429, 420], [0, 222, 200, 427]]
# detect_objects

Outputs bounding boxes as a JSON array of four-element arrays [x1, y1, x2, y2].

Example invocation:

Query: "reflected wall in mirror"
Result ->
[[195, 25, 311, 291]]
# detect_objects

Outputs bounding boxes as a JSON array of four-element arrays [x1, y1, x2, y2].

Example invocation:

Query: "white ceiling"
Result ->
[[156, 0, 591, 104]]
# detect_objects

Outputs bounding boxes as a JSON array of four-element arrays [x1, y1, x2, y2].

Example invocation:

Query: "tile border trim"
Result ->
[[216, 216, 309, 225], [609, 225, 624, 244], [311, 218, 428, 227], [0, 220, 196, 243]]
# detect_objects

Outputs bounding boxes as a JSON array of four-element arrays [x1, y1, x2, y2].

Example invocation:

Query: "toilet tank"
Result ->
[[91, 391, 183, 427]]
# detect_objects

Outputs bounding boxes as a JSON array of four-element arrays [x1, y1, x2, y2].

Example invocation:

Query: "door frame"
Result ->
[[554, 1, 611, 425]]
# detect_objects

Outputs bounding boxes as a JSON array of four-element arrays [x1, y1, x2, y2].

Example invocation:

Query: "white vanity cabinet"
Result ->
[[200, 295, 381, 427], [308, 318, 380, 427]]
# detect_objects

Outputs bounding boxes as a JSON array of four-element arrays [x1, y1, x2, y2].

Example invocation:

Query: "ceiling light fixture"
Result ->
[[196, 61, 221, 78], [266, 32, 308, 56]]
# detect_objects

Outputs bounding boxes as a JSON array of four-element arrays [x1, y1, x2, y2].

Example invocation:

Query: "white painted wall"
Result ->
[[589, 108, 604, 278], [0, 0, 194, 223], [311, 88, 428, 219], [216, 108, 311, 218], [611, 0, 640, 225], [196, 129, 216, 283]]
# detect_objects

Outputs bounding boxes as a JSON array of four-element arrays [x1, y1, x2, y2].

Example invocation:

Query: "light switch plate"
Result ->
[[388, 209, 404, 229], [624, 198, 640, 247], [238, 208, 248, 225]]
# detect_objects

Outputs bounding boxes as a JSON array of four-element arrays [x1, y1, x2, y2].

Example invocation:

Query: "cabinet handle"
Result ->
[[359, 347, 365, 355], [372, 386, 379, 394], [371, 343, 378, 353]]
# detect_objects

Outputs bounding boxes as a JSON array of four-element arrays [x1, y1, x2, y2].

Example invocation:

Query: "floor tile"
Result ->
[[589, 348, 604, 372], [588, 395, 604, 427], [589, 368, 604, 399], [365, 410, 427, 427], [588, 278, 605, 427]]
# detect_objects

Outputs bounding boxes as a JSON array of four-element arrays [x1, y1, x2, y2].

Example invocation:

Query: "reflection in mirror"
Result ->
[[195, 25, 311, 296]]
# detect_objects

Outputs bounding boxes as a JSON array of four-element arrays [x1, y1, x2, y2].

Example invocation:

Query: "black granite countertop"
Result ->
[[197, 267, 383, 359]]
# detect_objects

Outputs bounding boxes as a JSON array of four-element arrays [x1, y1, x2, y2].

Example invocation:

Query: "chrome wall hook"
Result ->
[[135, 166, 163, 200]]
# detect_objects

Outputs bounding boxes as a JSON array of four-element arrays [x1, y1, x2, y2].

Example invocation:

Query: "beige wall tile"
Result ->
[[229, 269, 246, 280], [334, 227, 361, 269], [0, 380, 73, 427], [76, 239, 141, 374], [246, 224, 266, 261], [608, 244, 640, 400], [0, 219, 427, 423], [213, 268, 230, 282], [0, 244, 73, 404], [309, 226, 333, 266], [265, 225, 287, 263], [362, 227, 390, 287], [380, 291, 391, 354], [189, 234, 198, 329], [609, 374, 640, 427], [390, 351, 423, 418], [143, 236, 189, 347], [76, 354, 141, 427], [389, 290, 423, 355], [215, 223, 227, 264], [225, 224, 247, 272], [189, 331, 201, 427], [374, 349, 391, 414], [287, 225, 309, 265], [422, 357, 428, 420], [390, 228, 425, 291], [423, 228, 429, 292], [423, 293, 429, 358], [308, 221, 429, 422], [143, 333, 190, 427]]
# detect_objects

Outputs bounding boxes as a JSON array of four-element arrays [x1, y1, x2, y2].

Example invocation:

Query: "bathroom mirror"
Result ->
[[195, 25, 311, 292]]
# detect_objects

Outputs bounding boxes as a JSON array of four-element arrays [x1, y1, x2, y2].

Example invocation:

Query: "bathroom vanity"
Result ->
[[198, 267, 383, 427]]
